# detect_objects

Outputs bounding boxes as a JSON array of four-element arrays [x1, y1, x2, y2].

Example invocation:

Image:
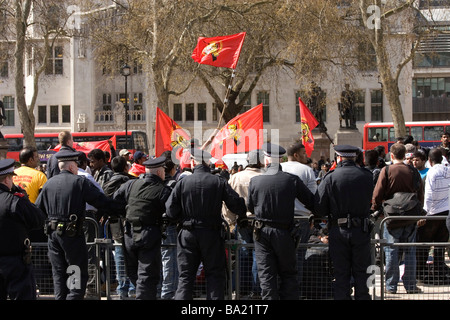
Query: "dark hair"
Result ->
[[77, 152, 88, 168], [19, 147, 37, 164], [429, 148, 443, 164], [286, 142, 305, 157], [441, 131, 450, 138], [364, 149, 379, 167], [374, 145, 385, 154], [390, 143, 406, 160], [404, 135, 414, 145], [413, 150, 426, 161], [88, 148, 106, 161], [111, 156, 127, 173]]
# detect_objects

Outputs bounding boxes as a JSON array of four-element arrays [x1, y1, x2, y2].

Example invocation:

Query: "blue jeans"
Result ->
[[114, 243, 135, 298], [160, 225, 178, 299], [383, 224, 417, 292]]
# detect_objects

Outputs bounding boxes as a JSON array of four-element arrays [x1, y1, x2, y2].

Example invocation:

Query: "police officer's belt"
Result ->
[[253, 220, 291, 230], [330, 217, 368, 228], [181, 220, 221, 231]]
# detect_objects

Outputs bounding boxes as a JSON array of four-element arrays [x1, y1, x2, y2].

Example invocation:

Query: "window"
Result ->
[[62, 105, 70, 123], [371, 90, 382, 122], [0, 61, 7, 78], [257, 91, 270, 123], [46, 46, 63, 75], [368, 127, 388, 142], [410, 126, 423, 141], [197, 103, 206, 121], [354, 90, 365, 122], [38, 105, 47, 124], [173, 103, 182, 122], [239, 92, 252, 114], [102, 94, 112, 110], [27, 47, 33, 76], [3, 96, 14, 126], [212, 103, 218, 122], [186, 103, 194, 121], [50, 105, 58, 123], [424, 126, 444, 141]]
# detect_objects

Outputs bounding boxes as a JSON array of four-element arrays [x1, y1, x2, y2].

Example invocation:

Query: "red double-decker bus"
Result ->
[[363, 121, 450, 152], [4, 130, 149, 163]]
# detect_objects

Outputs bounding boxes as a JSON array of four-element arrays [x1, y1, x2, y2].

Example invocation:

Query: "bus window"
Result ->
[[410, 126, 423, 141], [132, 131, 149, 154], [389, 127, 410, 142], [368, 127, 388, 142], [6, 138, 23, 151], [424, 126, 444, 141], [35, 137, 59, 150]]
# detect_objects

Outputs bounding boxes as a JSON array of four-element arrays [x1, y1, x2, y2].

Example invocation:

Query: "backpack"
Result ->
[[382, 164, 424, 230]]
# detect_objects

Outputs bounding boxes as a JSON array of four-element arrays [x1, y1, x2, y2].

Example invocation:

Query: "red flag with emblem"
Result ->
[[209, 104, 263, 159], [192, 32, 246, 69], [299, 97, 319, 157], [155, 107, 191, 160]]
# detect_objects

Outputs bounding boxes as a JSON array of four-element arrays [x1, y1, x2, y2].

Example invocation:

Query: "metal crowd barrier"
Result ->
[[32, 215, 450, 300]]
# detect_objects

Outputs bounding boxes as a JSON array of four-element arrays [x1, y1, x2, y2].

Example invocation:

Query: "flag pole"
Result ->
[[201, 69, 236, 150]]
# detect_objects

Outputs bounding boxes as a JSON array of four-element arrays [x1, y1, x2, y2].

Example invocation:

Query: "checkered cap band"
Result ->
[[0, 166, 14, 175]]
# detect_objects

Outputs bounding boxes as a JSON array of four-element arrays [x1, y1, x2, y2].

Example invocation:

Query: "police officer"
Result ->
[[0, 159, 46, 300], [316, 145, 374, 300], [166, 148, 247, 300], [35, 150, 118, 300], [247, 143, 315, 300], [113, 155, 172, 300]]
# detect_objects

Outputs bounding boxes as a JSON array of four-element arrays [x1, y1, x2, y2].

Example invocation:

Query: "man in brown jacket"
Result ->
[[372, 143, 424, 294]]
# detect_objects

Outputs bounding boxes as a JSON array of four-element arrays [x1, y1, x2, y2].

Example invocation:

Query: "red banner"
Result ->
[[210, 104, 263, 159], [155, 107, 191, 158], [192, 32, 246, 69], [53, 135, 116, 160], [299, 98, 319, 157]]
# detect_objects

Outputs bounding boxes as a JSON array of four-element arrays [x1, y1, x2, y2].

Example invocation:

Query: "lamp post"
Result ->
[[121, 63, 131, 149]]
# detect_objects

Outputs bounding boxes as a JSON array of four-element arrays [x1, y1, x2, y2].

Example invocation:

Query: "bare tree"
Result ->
[[1, 0, 75, 148]]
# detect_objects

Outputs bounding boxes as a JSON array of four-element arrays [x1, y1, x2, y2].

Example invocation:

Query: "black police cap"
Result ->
[[0, 159, 16, 176], [190, 148, 212, 162], [143, 155, 166, 168], [262, 143, 286, 158], [55, 150, 82, 162], [334, 144, 359, 157]]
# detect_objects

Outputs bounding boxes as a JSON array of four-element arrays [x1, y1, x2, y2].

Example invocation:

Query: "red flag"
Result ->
[[210, 104, 263, 159], [192, 32, 246, 69], [155, 107, 191, 158], [299, 97, 319, 157], [53, 138, 115, 161]]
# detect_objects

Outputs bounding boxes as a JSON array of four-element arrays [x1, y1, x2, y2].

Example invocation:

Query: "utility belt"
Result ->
[[181, 220, 221, 231], [45, 214, 84, 237], [124, 219, 161, 243], [329, 215, 372, 233], [252, 219, 293, 242]]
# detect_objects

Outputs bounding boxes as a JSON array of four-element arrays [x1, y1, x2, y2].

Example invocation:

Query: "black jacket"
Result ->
[[166, 164, 246, 227]]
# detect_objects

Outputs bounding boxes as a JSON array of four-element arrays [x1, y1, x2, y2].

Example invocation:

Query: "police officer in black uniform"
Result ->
[[166, 148, 247, 300], [316, 145, 374, 300], [0, 159, 46, 300], [248, 143, 315, 300], [113, 155, 172, 300], [35, 150, 118, 300]]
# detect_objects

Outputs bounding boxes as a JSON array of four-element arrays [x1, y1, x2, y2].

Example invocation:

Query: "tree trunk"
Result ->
[[14, 0, 36, 149]]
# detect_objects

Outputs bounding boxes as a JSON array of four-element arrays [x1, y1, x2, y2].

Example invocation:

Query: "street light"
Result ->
[[121, 63, 131, 149]]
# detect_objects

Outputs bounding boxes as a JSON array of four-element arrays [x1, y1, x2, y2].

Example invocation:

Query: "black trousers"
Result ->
[[417, 211, 449, 277], [123, 226, 162, 300], [254, 226, 299, 300], [175, 228, 226, 300], [329, 225, 371, 300], [47, 232, 88, 300], [0, 255, 37, 300]]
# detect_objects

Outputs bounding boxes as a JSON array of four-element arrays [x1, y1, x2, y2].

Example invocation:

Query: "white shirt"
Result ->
[[78, 167, 104, 212], [281, 160, 317, 216], [424, 163, 450, 215]]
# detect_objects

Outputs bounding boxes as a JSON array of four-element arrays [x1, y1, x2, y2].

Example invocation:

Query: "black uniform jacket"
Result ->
[[35, 170, 117, 221], [165, 164, 246, 227], [317, 160, 373, 220], [247, 164, 315, 227], [0, 184, 46, 255]]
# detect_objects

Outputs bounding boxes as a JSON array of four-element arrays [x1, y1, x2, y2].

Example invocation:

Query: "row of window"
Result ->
[[368, 125, 446, 143], [171, 90, 384, 124]]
